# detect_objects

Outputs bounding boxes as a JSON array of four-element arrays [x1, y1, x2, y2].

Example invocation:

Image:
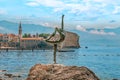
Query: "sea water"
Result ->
[[0, 46, 120, 80]]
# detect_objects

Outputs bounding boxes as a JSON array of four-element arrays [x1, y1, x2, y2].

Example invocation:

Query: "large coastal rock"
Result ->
[[61, 31, 80, 48], [27, 64, 99, 80]]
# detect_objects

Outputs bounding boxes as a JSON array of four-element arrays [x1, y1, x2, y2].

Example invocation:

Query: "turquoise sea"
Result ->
[[0, 34, 120, 80], [0, 47, 120, 80]]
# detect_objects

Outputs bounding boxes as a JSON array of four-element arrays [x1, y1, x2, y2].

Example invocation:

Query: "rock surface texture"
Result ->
[[27, 64, 99, 80], [61, 31, 80, 48]]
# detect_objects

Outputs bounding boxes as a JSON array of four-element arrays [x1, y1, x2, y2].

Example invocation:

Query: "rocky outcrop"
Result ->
[[60, 31, 80, 49], [27, 64, 99, 80], [0, 70, 22, 80]]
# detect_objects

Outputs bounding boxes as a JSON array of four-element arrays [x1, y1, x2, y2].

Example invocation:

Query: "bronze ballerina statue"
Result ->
[[45, 15, 65, 64]]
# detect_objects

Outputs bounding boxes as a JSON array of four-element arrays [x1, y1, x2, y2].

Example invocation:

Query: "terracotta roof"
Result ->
[[8, 34, 16, 37], [21, 37, 44, 40], [0, 34, 3, 37]]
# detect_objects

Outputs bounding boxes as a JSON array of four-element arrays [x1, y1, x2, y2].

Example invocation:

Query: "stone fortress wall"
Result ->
[[59, 31, 80, 49]]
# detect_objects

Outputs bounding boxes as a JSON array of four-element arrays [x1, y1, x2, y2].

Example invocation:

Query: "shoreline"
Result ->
[[0, 47, 78, 52], [0, 47, 52, 51]]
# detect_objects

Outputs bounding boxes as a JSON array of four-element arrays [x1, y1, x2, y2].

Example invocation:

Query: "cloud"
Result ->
[[89, 29, 116, 35], [26, 0, 120, 15], [76, 25, 86, 32], [25, 0, 119, 21], [53, 8, 64, 12], [105, 26, 117, 29], [26, 0, 64, 7], [93, 0, 120, 4], [112, 6, 120, 14], [0, 9, 6, 14], [26, 2, 39, 6], [109, 20, 116, 23], [41, 22, 51, 27], [76, 25, 116, 35], [40, 22, 59, 28]]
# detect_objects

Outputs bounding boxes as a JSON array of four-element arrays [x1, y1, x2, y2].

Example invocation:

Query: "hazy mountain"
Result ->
[[0, 20, 120, 34], [0, 20, 53, 34], [71, 29, 120, 47], [0, 20, 120, 47], [104, 27, 120, 34], [84, 28, 120, 34]]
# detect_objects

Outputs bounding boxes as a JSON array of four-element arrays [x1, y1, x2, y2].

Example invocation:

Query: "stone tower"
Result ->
[[18, 22, 22, 39], [61, 14, 64, 30]]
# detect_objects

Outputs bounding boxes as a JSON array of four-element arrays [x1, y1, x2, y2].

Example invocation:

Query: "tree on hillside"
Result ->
[[39, 33, 50, 39], [23, 33, 28, 38], [22, 33, 50, 38]]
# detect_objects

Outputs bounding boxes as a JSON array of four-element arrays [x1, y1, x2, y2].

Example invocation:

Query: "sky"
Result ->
[[0, 0, 120, 35]]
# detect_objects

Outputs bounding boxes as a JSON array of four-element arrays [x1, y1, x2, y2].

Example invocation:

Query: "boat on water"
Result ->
[[57, 49, 75, 52]]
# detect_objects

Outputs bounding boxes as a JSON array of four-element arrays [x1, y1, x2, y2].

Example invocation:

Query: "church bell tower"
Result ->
[[18, 22, 22, 39]]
